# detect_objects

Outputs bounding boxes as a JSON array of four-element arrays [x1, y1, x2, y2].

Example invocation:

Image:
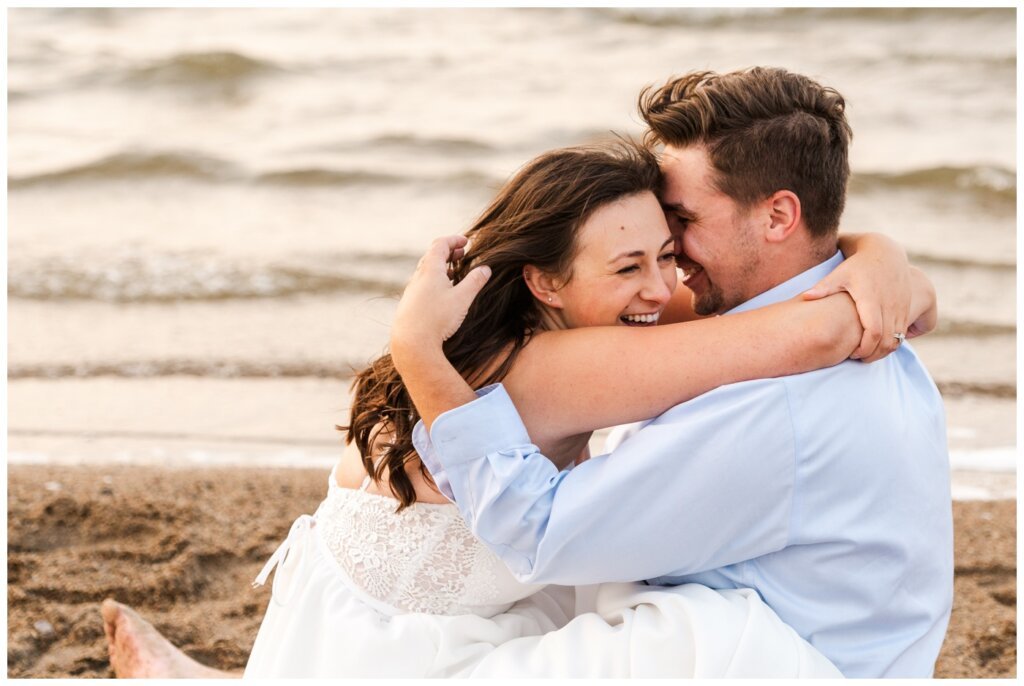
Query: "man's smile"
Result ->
[[676, 253, 707, 289]]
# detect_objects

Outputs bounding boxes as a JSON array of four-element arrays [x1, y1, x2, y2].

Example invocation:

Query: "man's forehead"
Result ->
[[658, 144, 708, 175], [657, 145, 717, 205]]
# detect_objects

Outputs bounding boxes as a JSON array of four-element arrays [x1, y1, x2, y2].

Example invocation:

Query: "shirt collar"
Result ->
[[725, 250, 845, 316]]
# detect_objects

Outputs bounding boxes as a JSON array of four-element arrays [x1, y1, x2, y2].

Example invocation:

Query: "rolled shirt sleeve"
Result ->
[[415, 380, 798, 586]]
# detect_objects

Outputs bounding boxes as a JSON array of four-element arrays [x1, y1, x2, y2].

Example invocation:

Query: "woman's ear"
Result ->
[[523, 265, 564, 308]]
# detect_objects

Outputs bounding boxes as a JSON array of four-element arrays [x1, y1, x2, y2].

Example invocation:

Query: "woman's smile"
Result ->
[[619, 311, 662, 326]]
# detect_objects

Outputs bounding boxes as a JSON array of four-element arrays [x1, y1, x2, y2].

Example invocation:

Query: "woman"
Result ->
[[103, 141, 934, 678]]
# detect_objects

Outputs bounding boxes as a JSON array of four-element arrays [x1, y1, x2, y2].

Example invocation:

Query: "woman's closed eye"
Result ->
[[616, 264, 640, 275]]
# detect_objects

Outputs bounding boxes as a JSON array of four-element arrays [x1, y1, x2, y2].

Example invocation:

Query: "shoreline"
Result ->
[[6, 463, 1016, 678], [8, 446, 1016, 502]]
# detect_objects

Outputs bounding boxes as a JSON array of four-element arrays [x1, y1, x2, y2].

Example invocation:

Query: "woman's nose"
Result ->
[[642, 271, 673, 305]]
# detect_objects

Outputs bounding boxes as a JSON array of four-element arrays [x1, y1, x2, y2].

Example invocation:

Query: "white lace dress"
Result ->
[[242, 467, 842, 678]]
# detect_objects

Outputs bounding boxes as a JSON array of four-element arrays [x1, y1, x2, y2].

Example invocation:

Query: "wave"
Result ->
[[595, 6, 780, 29], [9, 360, 1015, 400], [907, 252, 1016, 272], [9, 246, 1017, 304], [851, 165, 1016, 203], [122, 50, 279, 86], [258, 166, 497, 187], [360, 134, 496, 155], [932, 320, 1016, 337], [13, 148, 1015, 202], [775, 7, 1011, 23], [936, 380, 1016, 400], [10, 149, 500, 189], [8, 151, 240, 188], [7, 359, 366, 381], [254, 168, 409, 186], [8, 253, 416, 302], [9, 49, 281, 102], [598, 6, 1010, 28]]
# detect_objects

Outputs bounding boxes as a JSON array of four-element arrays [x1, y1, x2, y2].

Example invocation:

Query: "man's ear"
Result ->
[[765, 190, 802, 243], [523, 266, 564, 308]]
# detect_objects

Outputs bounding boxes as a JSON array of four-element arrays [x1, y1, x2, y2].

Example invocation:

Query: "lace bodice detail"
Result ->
[[316, 472, 542, 617]]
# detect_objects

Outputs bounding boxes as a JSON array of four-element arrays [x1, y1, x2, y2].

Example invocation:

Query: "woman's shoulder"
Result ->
[[333, 441, 369, 490], [334, 431, 449, 505]]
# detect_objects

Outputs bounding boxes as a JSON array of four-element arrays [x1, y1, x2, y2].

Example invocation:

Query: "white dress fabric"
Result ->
[[243, 468, 842, 678]]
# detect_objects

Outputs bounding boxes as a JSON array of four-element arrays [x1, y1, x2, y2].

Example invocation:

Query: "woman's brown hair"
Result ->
[[340, 140, 661, 510]]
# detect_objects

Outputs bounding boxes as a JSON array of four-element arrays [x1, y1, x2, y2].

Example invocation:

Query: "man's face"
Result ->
[[659, 145, 764, 315]]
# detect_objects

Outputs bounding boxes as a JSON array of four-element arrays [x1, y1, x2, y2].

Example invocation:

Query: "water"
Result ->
[[6, 8, 1016, 495]]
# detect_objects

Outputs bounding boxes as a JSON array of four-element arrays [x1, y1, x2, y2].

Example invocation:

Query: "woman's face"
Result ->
[[551, 191, 677, 329]]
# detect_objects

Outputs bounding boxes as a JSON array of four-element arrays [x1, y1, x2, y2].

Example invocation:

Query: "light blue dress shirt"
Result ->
[[413, 252, 953, 678]]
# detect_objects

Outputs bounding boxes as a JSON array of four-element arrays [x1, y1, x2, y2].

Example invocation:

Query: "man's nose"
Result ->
[[673, 234, 685, 258]]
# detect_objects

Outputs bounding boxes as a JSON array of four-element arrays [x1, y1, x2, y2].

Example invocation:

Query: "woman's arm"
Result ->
[[510, 256, 933, 443], [501, 293, 863, 443], [663, 232, 922, 348], [804, 232, 916, 362], [392, 237, 935, 443]]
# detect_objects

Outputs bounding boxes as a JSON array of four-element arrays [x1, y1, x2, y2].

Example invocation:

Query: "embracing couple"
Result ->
[[103, 67, 953, 678]]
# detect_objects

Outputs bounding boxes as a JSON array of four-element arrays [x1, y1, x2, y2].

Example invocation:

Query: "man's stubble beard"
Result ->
[[692, 223, 763, 316], [692, 285, 725, 316]]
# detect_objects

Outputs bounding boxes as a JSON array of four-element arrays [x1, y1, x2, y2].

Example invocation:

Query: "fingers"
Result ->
[[878, 303, 909, 361], [860, 312, 908, 363], [419, 235, 469, 272], [801, 284, 833, 301], [801, 272, 846, 301], [850, 299, 882, 360], [453, 265, 491, 308]]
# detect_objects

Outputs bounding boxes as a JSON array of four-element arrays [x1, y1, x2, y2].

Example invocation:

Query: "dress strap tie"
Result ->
[[252, 514, 316, 608]]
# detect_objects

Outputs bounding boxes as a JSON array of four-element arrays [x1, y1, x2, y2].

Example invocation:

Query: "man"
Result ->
[[389, 68, 953, 677]]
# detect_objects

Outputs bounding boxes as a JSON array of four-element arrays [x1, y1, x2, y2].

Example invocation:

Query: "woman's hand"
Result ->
[[389, 235, 490, 429], [390, 235, 491, 364], [802, 233, 912, 363]]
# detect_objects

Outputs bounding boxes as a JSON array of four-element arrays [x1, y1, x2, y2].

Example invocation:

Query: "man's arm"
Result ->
[[412, 379, 797, 584]]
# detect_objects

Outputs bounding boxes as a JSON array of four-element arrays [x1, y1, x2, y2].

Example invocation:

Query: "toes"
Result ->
[[101, 599, 120, 654], [101, 598, 122, 629], [101, 599, 136, 677]]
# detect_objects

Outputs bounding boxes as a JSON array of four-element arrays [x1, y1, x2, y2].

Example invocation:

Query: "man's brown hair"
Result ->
[[639, 67, 852, 238]]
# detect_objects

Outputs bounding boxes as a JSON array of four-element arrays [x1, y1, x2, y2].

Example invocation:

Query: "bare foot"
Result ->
[[101, 598, 240, 678]]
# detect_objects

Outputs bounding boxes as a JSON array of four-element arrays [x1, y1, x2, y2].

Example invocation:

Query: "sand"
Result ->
[[6, 464, 1016, 678]]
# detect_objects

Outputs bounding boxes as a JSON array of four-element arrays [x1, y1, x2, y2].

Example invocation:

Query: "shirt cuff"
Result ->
[[412, 419, 455, 502], [428, 383, 534, 467]]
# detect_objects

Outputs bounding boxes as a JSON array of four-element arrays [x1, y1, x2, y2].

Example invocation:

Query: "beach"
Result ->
[[7, 7, 1017, 679], [6, 463, 1016, 678]]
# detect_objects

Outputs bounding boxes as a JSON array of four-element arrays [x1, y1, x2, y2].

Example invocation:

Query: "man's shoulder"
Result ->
[[781, 344, 943, 409], [646, 346, 943, 431]]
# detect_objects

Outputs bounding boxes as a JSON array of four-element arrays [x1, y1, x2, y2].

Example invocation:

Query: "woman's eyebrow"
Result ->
[[608, 238, 674, 264]]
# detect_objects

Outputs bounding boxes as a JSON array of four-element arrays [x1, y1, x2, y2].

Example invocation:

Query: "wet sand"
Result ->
[[6, 464, 1016, 678]]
